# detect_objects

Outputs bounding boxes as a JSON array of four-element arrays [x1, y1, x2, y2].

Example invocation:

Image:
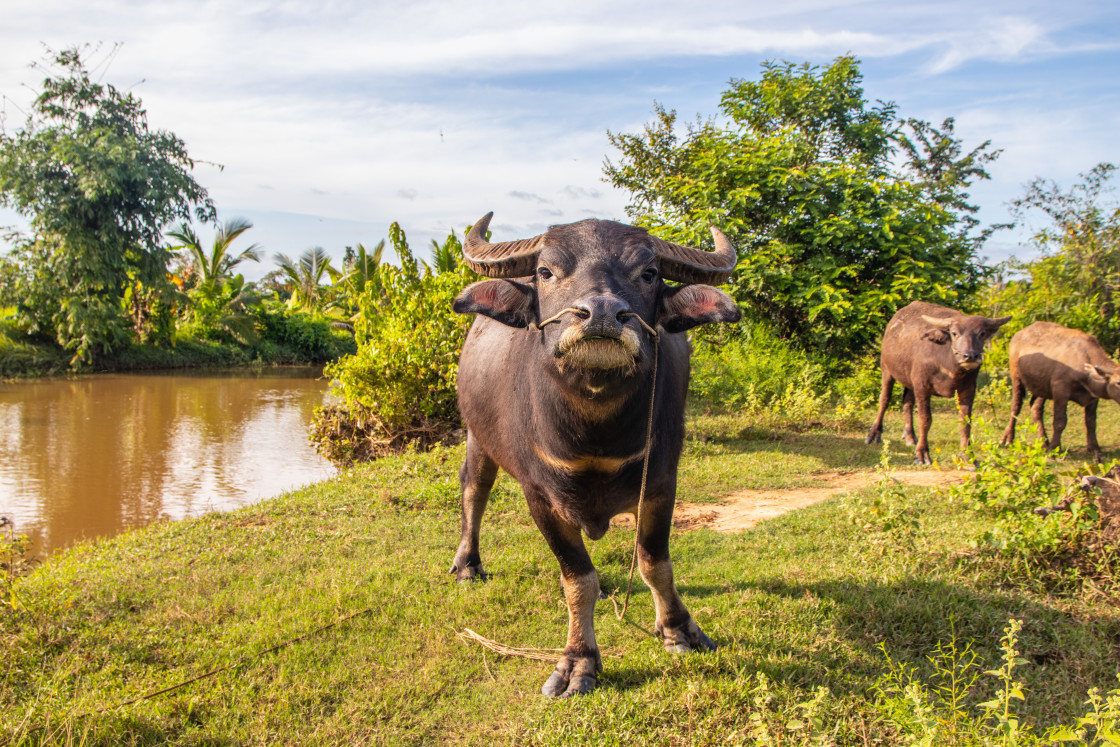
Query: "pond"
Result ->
[[0, 367, 336, 559]]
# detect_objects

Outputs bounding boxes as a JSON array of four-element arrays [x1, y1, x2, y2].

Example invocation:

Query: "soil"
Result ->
[[613, 469, 971, 534]]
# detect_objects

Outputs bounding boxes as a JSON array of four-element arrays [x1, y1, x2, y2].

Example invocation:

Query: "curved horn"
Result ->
[[651, 226, 738, 285], [462, 212, 545, 278]]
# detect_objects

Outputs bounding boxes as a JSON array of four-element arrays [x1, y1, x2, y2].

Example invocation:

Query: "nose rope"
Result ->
[[535, 307, 586, 330], [534, 306, 659, 623]]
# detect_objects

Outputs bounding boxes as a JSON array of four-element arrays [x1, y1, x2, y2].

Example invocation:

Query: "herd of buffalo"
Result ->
[[447, 215, 1117, 697]]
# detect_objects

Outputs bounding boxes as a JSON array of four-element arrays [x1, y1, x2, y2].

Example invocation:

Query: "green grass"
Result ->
[[3, 402, 1120, 745]]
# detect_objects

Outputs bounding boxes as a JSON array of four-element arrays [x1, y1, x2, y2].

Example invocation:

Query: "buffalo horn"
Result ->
[[462, 213, 739, 285], [652, 226, 738, 285], [462, 212, 545, 278]]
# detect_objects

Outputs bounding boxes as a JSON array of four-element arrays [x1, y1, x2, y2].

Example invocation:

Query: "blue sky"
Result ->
[[1, 0, 1117, 279]]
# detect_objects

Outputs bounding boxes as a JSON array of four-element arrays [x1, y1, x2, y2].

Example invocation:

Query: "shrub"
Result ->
[[946, 437, 1120, 591], [309, 227, 473, 464], [690, 321, 828, 417], [252, 303, 355, 363]]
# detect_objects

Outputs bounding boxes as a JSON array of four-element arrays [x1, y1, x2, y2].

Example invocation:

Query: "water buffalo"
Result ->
[[1001, 321, 1120, 461], [450, 212, 740, 697], [866, 301, 1011, 464]]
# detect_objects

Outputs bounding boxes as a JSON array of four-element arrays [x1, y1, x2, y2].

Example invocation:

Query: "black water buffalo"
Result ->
[[1001, 321, 1120, 461], [866, 301, 1010, 464], [450, 212, 740, 697]]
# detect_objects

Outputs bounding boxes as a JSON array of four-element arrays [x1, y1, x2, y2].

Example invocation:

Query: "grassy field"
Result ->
[[3, 400, 1120, 745]]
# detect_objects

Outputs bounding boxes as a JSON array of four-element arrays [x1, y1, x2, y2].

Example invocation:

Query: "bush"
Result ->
[[946, 437, 1120, 592], [309, 228, 474, 464], [690, 321, 828, 415], [252, 303, 355, 363]]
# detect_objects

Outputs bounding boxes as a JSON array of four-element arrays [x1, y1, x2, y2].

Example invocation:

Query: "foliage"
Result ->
[[877, 619, 1120, 746], [167, 216, 263, 342], [979, 163, 1120, 354], [274, 246, 337, 314], [845, 441, 923, 551], [0, 46, 213, 365], [947, 436, 1120, 590], [332, 240, 386, 320], [310, 225, 474, 463], [605, 55, 999, 360], [689, 320, 827, 413], [251, 301, 354, 363], [876, 620, 1035, 746]]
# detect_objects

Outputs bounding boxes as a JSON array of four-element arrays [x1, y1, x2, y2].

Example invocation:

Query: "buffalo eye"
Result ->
[[640, 267, 658, 284], [537, 267, 554, 281]]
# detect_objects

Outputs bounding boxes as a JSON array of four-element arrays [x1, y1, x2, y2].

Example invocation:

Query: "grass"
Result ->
[[3, 400, 1120, 745]]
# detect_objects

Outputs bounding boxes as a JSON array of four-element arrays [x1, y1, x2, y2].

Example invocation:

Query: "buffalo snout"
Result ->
[[575, 296, 630, 339]]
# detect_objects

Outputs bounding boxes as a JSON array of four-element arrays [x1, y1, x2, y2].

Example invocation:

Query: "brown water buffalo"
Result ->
[[1000, 321, 1120, 461], [866, 301, 1011, 464], [451, 212, 740, 697]]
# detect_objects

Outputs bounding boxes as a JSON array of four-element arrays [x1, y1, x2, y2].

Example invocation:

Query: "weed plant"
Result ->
[[946, 435, 1120, 595]]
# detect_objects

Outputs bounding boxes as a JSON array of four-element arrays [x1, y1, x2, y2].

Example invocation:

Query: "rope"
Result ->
[[534, 306, 660, 622], [84, 605, 379, 715], [615, 311, 659, 620]]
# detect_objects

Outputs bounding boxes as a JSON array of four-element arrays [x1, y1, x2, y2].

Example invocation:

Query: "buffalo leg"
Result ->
[[527, 495, 601, 698], [1001, 375, 1026, 446], [901, 388, 917, 446], [866, 370, 893, 444], [1030, 395, 1048, 442], [1085, 399, 1102, 462], [450, 432, 499, 581], [956, 385, 976, 451], [637, 496, 715, 654], [914, 387, 934, 465], [1049, 393, 1070, 453]]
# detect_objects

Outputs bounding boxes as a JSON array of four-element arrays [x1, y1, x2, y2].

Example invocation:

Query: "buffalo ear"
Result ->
[[1085, 363, 1110, 384], [921, 329, 950, 345], [453, 279, 537, 328], [659, 285, 741, 334]]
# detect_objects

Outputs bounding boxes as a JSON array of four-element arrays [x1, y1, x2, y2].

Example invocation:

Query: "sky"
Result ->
[[1, 0, 1118, 280]]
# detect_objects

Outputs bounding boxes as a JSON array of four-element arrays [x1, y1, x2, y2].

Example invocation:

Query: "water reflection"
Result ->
[[0, 368, 336, 558]]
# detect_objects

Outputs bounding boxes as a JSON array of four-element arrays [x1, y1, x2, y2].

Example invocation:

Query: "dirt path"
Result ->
[[618, 469, 970, 534]]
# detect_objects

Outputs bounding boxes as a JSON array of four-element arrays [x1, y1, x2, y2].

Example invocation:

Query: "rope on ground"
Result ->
[[97, 604, 380, 713], [456, 628, 564, 662]]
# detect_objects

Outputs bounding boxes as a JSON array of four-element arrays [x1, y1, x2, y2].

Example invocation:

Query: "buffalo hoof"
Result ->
[[865, 430, 882, 445], [903, 430, 917, 447], [656, 618, 717, 654], [913, 451, 933, 466], [449, 559, 487, 582], [541, 652, 601, 698]]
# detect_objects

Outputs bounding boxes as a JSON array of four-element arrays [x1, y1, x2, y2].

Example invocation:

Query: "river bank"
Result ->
[[0, 313, 356, 379], [4, 412, 1119, 745]]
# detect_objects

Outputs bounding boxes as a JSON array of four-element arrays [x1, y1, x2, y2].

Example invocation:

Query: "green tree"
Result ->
[[0, 46, 214, 364], [166, 217, 263, 342], [604, 56, 999, 359], [980, 163, 1120, 352], [273, 246, 337, 314], [167, 216, 262, 289]]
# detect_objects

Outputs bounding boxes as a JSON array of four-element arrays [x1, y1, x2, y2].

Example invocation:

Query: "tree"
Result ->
[[604, 56, 1000, 359], [165, 217, 263, 343], [0, 46, 214, 364], [980, 163, 1120, 352], [273, 246, 336, 313], [167, 216, 262, 289]]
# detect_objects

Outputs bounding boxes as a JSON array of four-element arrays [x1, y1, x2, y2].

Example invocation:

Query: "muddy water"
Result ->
[[0, 368, 336, 558]]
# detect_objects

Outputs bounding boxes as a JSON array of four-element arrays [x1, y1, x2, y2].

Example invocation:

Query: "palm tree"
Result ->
[[167, 217, 263, 288], [166, 218, 264, 340], [273, 246, 337, 313]]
